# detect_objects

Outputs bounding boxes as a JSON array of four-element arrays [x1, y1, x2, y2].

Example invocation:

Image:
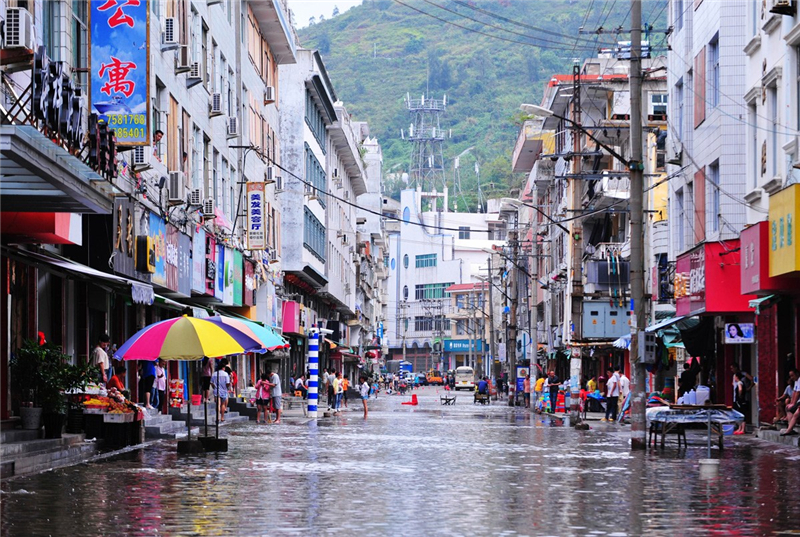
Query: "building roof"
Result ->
[[446, 282, 489, 293]]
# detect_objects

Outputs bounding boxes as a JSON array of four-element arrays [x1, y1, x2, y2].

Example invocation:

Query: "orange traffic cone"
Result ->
[[401, 394, 419, 406]]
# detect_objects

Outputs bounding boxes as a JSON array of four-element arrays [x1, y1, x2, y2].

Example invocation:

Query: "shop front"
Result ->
[[675, 240, 756, 414], [444, 339, 483, 370]]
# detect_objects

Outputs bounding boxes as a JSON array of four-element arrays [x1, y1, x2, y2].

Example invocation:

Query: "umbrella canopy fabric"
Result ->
[[115, 316, 264, 361], [207, 316, 289, 352]]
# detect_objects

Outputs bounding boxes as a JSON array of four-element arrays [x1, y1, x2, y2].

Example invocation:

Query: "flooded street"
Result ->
[[3, 387, 799, 536]]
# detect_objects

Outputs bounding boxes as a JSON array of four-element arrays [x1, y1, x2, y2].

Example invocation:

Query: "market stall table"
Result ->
[[646, 405, 744, 450]]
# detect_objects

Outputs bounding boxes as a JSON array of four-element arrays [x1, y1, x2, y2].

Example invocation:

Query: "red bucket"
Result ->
[[191, 394, 202, 406]]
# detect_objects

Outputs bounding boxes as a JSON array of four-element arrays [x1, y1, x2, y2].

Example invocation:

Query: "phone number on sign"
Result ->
[[113, 127, 146, 140], [109, 114, 146, 126]]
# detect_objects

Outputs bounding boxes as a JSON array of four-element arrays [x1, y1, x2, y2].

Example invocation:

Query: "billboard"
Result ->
[[769, 183, 800, 277], [246, 182, 266, 250], [724, 323, 755, 344], [90, 0, 149, 145]]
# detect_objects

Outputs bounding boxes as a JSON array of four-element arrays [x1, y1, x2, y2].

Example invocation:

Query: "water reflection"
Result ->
[[2, 391, 799, 535]]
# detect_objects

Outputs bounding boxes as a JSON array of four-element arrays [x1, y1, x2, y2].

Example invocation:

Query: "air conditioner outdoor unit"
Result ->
[[189, 188, 203, 206], [269, 249, 280, 263], [188, 62, 202, 80], [162, 17, 178, 49], [274, 176, 284, 192], [264, 86, 276, 104], [332, 168, 339, 179], [344, 284, 351, 294], [344, 191, 351, 200], [202, 199, 215, 218], [175, 45, 191, 73], [168, 171, 186, 204], [342, 235, 349, 244], [210, 93, 222, 116], [264, 166, 275, 184], [306, 187, 318, 201], [6, 8, 34, 49], [226, 117, 238, 138], [132, 146, 151, 170]]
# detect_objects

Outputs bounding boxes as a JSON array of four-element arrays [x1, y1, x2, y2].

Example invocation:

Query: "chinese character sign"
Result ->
[[246, 183, 267, 250], [90, 0, 149, 145]]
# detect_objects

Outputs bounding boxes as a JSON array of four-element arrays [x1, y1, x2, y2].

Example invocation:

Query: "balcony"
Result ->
[[249, 0, 296, 65], [512, 118, 553, 173]]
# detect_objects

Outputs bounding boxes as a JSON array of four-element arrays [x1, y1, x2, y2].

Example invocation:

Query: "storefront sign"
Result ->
[[205, 235, 216, 296], [676, 241, 755, 315], [246, 183, 266, 250], [243, 261, 255, 306], [769, 183, 800, 276], [282, 300, 305, 336], [223, 247, 235, 305], [215, 245, 224, 301], [443, 339, 483, 352], [112, 198, 151, 282], [165, 224, 179, 292], [233, 250, 243, 307], [178, 232, 191, 296], [192, 227, 206, 294], [148, 212, 167, 287], [90, 0, 149, 145], [740, 221, 798, 294]]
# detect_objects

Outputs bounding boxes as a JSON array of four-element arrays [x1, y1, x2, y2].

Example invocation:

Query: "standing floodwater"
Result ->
[[2, 388, 799, 535]]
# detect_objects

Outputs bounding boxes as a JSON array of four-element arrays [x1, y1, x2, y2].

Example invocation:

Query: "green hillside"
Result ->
[[298, 0, 667, 209]]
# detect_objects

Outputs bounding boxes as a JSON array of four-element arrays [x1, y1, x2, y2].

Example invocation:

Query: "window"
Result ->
[[304, 144, 327, 207], [192, 125, 201, 191], [650, 93, 668, 117], [72, 0, 89, 92], [708, 36, 719, 109], [414, 317, 433, 332], [203, 136, 211, 198], [221, 157, 229, 219], [770, 86, 779, 177], [303, 207, 326, 261], [305, 91, 328, 150], [676, 188, 685, 251], [675, 80, 684, 144], [674, 0, 684, 31], [458, 226, 471, 239], [415, 254, 437, 268], [708, 163, 720, 233], [403, 254, 409, 268], [414, 283, 454, 300], [212, 149, 219, 208], [153, 82, 165, 161], [403, 286, 409, 300], [748, 103, 758, 188], [694, 48, 706, 127], [43, 1, 62, 61]]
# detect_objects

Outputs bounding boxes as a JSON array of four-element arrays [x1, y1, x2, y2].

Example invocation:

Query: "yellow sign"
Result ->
[[769, 183, 800, 276]]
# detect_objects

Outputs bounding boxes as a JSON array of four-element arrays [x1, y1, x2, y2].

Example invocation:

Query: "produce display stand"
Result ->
[[646, 404, 744, 450]]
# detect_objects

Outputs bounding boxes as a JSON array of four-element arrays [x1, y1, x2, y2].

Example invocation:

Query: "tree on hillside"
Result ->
[[317, 32, 331, 54], [333, 5, 340, 16], [308, 16, 316, 25]]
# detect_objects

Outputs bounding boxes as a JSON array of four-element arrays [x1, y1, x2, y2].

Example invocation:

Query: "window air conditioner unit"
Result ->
[[264, 86, 276, 104], [269, 249, 280, 264], [189, 188, 203, 206], [226, 117, 239, 138], [168, 171, 186, 204], [188, 62, 202, 80], [210, 93, 222, 116], [264, 166, 275, 184], [132, 146, 151, 170], [162, 17, 178, 49], [342, 235, 349, 244], [332, 168, 339, 179], [175, 45, 191, 73], [306, 187, 318, 201], [202, 199, 216, 218], [6, 8, 34, 49]]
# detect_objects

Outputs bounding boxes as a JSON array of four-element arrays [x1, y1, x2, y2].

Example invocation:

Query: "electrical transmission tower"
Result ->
[[403, 93, 449, 208]]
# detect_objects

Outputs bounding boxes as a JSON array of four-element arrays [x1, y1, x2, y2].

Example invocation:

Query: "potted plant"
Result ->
[[10, 340, 46, 430], [62, 361, 100, 434]]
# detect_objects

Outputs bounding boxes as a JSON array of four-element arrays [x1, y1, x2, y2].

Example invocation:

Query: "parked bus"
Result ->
[[454, 366, 475, 391]]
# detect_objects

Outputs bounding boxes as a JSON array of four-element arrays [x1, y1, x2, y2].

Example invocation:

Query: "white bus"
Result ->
[[454, 366, 475, 391]]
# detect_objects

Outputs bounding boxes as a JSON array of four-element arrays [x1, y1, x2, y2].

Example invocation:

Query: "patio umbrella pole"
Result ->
[[204, 393, 209, 438]]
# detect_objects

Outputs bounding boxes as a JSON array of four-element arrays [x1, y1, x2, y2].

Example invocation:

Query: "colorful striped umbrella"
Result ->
[[115, 315, 264, 361], [206, 316, 289, 352]]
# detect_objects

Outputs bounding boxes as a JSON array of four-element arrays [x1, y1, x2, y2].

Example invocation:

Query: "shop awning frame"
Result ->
[[6, 247, 154, 305], [645, 315, 691, 333], [748, 294, 778, 314]]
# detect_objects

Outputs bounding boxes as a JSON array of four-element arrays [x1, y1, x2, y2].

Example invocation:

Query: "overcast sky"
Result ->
[[287, 0, 362, 28]]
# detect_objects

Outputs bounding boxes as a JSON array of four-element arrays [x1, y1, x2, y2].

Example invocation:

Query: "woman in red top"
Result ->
[[254, 373, 271, 424], [107, 366, 125, 391]]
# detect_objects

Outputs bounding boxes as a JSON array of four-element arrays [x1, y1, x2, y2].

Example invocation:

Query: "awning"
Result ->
[[613, 334, 631, 349], [8, 248, 154, 305], [748, 294, 778, 314], [325, 338, 338, 349], [155, 294, 186, 310], [645, 315, 689, 333]]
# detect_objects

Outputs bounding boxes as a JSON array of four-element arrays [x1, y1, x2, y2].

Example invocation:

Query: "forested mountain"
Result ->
[[298, 0, 667, 209]]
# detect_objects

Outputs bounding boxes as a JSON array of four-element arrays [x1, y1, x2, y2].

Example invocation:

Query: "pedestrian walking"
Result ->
[[140, 358, 156, 410], [326, 368, 336, 411], [342, 376, 350, 408], [733, 372, 747, 434], [547, 371, 560, 413], [333, 372, 344, 412], [603, 368, 619, 422], [534, 375, 545, 409], [267, 368, 282, 423], [201, 357, 213, 403], [359, 375, 370, 418], [211, 360, 231, 422], [255, 372, 271, 424], [523, 374, 531, 408], [617, 368, 630, 417], [153, 358, 167, 413]]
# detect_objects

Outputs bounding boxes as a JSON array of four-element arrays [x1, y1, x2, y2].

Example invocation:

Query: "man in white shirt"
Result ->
[[603, 367, 620, 422], [267, 369, 283, 424], [210, 360, 231, 422], [91, 334, 111, 384], [617, 368, 631, 418]]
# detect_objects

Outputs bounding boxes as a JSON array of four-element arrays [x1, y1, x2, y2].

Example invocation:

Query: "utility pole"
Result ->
[[507, 217, 519, 406], [488, 256, 498, 384], [530, 205, 539, 413], [568, 62, 584, 426], [629, 0, 647, 450]]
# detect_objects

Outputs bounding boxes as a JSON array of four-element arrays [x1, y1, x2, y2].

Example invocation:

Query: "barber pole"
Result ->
[[308, 330, 319, 418]]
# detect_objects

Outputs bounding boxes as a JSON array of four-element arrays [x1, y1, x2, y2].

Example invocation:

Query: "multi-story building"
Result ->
[[513, 54, 667, 385], [0, 0, 297, 414], [737, 0, 800, 424], [667, 0, 758, 420], [384, 188, 505, 373]]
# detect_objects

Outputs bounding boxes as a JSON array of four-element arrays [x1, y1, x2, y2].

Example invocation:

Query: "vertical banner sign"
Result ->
[[192, 227, 206, 294], [90, 0, 149, 145], [148, 213, 167, 287], [246, 183, 266, 250]]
